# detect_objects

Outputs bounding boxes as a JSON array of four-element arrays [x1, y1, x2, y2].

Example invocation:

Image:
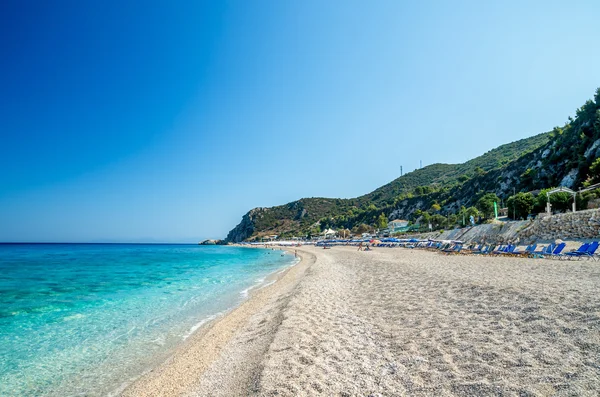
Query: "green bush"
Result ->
[[476, 193, 500, 218], [506, 192, 534, 219]]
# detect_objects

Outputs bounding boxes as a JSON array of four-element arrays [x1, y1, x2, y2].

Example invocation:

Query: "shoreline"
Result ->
[[122, 244, 600, 395], [120, 247, 314, 396]]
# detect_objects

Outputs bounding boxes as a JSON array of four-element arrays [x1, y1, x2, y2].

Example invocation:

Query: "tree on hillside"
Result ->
[[474, 167, 486, 176], [465, 206, 479, 220], [430, 214, 447, 229], [448, 213, 458, 226], [476, 193, 500, 218], [589, 158, 600, 183], [420, 211, 431, 227], [353, 223, 371, 234], [376, 213, 388, 229], [318, 217, 332, 231], [506, 192, 534, 219], [520, 168, 535, 187], [430, 203, 441, 212], [338, 228, 351, 238], [457, 206, 480, 225], [414, 185, 433, 195]]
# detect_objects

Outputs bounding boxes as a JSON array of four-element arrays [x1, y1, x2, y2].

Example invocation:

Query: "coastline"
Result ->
[[124, 244, 599, 396], [120, 247, 314, 396]]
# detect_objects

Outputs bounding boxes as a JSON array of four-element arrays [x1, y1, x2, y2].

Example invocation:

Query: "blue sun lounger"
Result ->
[[532, 244, 554, 258], [491, 244, 514, 256], [546, 242, 567, 259], [565, 241, 599, 260], [496, 244, 517, 256], [441, 244, 462, 254], [478, 244, 497, 255], [564, 242, 589, 259], [512, 244, 537, 257]]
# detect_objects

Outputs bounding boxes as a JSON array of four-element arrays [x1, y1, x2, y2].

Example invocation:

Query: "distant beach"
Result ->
[[124, 245, 600, 396]]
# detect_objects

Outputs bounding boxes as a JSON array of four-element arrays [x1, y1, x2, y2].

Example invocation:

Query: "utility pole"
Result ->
[[400, 166, 403, 177], [420, 160, 422, 169]]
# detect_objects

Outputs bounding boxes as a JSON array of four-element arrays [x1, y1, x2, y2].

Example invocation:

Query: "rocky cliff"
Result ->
[[225, 208, 259, 243]]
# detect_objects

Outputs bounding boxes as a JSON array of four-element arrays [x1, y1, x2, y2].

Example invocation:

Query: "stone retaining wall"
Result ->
[[403, 209, 600, 243], [410, 221, 529, 244], [518, 209, 600, 241]]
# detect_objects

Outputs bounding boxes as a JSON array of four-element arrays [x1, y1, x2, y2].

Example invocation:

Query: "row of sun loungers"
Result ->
[[403, 240, 600, 260], [318, 239, 600, 260]]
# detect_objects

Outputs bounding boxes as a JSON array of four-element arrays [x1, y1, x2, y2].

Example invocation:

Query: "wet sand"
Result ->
[[123, 245, 600, 396]]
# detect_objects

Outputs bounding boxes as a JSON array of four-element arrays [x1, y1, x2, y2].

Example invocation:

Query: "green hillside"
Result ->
[[360, 131, 550, 207], [225, 88, 600, 242]]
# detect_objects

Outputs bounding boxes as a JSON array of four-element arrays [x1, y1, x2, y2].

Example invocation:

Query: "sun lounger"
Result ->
[[436, 243, 450, 251], [441, 244, 462, 254], [497, 244, 517, 256], [460, 243, 482, 254], [466, 244, 487, 254], [564, 242, 589, 259], [511, 244, 536, 257], [586, 242, 600, 260], [531, 244, 554, 258], [546, 242, 567, 259], [428, 242, 445, 251], [424, 242, 439, 251], [490, 244, 510, 256], [566, 241, 599, 260], [472, 244, 496, 255], [483, 244, 498, 255]]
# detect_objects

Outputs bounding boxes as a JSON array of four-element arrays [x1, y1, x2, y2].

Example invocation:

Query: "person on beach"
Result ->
[[358, 242, 363, 251], [294, 250, 297, 258]]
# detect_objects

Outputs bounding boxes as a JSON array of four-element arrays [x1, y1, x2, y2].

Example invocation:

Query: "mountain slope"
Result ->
[[225, 88, 600, 242], [360, 131, 551, 207]]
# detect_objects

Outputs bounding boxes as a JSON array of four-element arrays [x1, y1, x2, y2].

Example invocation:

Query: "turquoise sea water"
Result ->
[[0, 244, 295, 397]]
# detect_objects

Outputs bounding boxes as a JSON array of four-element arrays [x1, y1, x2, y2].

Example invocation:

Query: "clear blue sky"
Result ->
[[1, 0, 599, 242]]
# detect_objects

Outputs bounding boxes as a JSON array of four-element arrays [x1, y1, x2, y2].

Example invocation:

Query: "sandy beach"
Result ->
[[122, 246, 600, 396]]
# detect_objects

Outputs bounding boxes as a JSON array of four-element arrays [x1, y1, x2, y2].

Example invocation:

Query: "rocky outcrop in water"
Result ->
[[199, 239, 225, 245]]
